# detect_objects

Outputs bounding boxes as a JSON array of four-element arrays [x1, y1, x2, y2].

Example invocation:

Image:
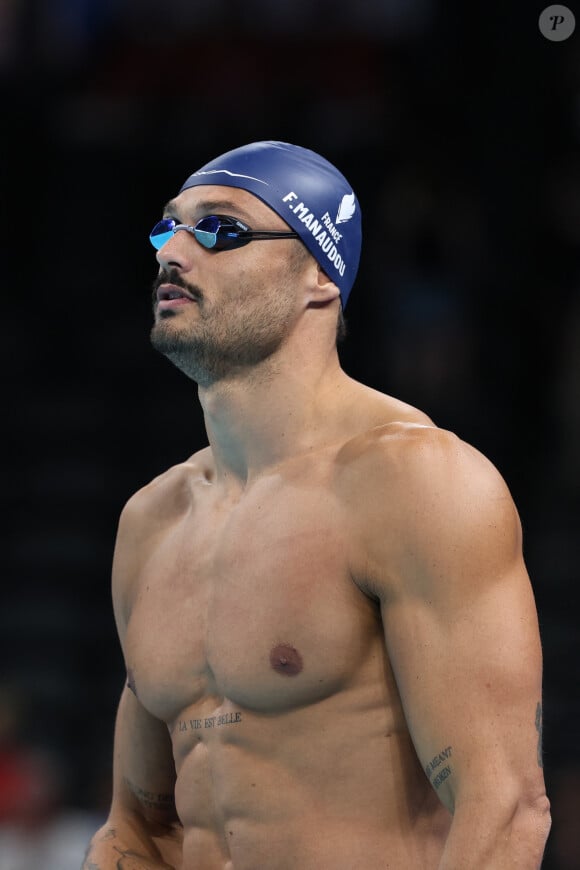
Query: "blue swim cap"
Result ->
[[179, 141, 361, 307]]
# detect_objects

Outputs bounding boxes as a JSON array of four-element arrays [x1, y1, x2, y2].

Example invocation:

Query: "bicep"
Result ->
[[111, 684, 179, 828], [383, 559, 544, 812], [375, 440, 545, 814]]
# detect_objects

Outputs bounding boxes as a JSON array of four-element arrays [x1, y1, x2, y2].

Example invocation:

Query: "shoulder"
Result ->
[[333, 380, 507, 516], [338, 422, 522, 599], [117, 446, 213, 536], [112, 448, 211, 583], [348, 380, 435, 429], [111, 447, 213, 633], [339, 420, 510, 503]]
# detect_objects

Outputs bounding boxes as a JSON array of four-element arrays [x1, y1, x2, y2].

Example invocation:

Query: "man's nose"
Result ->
[[155, 227, 196, 271]]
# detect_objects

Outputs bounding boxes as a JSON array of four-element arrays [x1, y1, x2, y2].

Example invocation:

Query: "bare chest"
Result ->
[[124, 479, 381, 724]]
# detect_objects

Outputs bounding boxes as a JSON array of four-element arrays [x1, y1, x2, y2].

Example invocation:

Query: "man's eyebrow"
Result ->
[[162, 198, 255, 224]]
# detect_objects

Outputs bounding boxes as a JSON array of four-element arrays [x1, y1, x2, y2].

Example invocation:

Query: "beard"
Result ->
[[150, 268, 297, 388]]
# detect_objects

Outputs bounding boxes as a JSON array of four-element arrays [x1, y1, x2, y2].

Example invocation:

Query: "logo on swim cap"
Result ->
[[281, 192, 349, 289], [336, 193, 356, 225], [178, 141, 362, 307]]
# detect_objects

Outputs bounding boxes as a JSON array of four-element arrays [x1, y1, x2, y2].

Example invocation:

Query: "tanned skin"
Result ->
[[83, 185, 550, 869]]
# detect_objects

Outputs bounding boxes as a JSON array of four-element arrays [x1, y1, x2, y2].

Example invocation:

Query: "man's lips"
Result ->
[[156, 283, 196, 303], [155, 283, 199, 312]]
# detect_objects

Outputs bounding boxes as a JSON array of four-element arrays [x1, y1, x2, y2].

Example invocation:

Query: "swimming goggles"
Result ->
[[150, 214, 299, 251]]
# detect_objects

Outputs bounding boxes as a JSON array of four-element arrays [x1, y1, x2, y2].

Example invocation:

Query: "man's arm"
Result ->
[[83, 686, 183, 869], [361, 425, 551, 868], [85, 483, 185, 869]]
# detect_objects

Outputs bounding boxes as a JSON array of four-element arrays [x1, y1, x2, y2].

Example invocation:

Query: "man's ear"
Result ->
[[307, 262, 341, 306]]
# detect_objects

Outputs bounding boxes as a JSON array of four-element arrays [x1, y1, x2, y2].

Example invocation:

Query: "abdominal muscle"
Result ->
[[169, 687, 450, 870]]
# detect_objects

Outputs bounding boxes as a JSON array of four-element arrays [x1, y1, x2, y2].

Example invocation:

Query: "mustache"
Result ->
[[151, 269, 204, 305]]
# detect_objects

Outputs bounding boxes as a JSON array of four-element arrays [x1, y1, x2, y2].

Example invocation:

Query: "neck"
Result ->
[[198, 344, 349, 485]]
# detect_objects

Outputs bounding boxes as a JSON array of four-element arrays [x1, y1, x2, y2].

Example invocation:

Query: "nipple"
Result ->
[[126, 668, 137, 696], [270, 644, 303, 677]]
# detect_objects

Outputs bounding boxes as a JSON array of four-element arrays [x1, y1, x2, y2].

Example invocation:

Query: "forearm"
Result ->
[[438, 797, 551, 869], [82, 819, 180, 869]]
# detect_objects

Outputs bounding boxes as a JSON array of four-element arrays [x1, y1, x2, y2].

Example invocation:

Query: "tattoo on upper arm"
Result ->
[[425, 745, 453, 790], [535, 701, 544, 768], [124, 776, 176, 813]]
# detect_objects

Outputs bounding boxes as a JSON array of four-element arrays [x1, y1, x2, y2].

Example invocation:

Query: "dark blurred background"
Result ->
[[1, 1, 579, 867]]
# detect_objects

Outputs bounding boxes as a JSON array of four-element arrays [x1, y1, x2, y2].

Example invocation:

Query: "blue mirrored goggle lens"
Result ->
[[150, 219, 177, 250], [194, 216, 222, 249], [149, 216, 244, 251], [196, 216, 247, 249]]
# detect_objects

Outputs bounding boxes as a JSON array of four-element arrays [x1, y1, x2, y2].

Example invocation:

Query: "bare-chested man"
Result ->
[[83, 141, 551, 869]]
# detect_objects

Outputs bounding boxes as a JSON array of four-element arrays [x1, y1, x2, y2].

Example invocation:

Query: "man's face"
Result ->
[[150, 185, 309, 387]]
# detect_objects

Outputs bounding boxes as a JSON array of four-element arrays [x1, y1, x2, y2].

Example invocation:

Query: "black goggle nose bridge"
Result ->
[[149, 215, 300, 251]]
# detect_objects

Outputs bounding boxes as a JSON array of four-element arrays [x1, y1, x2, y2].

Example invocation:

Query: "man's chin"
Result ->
[[150, 321, 185, 355]]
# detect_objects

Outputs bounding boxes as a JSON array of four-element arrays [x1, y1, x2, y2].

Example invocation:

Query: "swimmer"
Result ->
[[83, 141, 550, 869]]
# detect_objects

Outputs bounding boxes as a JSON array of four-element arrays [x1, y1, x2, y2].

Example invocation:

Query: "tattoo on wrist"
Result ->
[[82, 851, 101, 869], [425, 745, 453, 790], [535, 702, 544, 768], [114, 845, 152, 868], [82, 827, 118, 868]]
